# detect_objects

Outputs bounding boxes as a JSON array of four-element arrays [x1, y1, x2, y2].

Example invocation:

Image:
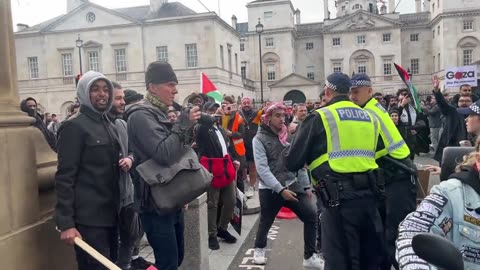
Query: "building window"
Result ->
[[264, 11, 273, 21], [357, 61, 367, 74], [241, 66, 246, 79], [156, 46, 168, 62], [220, 45, 224, 69], [410, 33, 419, 42], [333, 62, 342, 73], [240, 43, 245, 52], [464, 20, 474, 31], [464, 49, 473, 65], [410, 59, 419, 74], [28, 57, 39, 79], [306, 42, 314, 50], [186, 43, 198, 68], [267, 65, 276, 81], [265, 38, 274, 48], [437, 53, 441, 70], [352, 4, 362, 10], [437, 25, 440, 35], [432, 3, 435, 12], [382, 33, 391, 42], [332, 38, 341, 46], [114, 48, 127, 73], [61, 53, 73, 77], [235, 53, 238, 74], [357, 35, 366, 44], [433, 56, 436, 71], [228, 46, 232, 78], [342, 6, 346, 12], [433, 30, 435, 38], [88, 51, 100, 71], [383, 59, 392, 75], [307, 72, 315, 80]]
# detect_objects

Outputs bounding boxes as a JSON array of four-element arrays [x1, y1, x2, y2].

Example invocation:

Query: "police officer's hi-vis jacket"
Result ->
[[396, 167, 480, 270], [363, 98, 410, 160], [285, 96, 381, 184]]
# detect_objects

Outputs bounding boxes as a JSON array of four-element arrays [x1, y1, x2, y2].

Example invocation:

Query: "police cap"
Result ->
[[351, 73, 372, 88], [325, 72, 352, 94]]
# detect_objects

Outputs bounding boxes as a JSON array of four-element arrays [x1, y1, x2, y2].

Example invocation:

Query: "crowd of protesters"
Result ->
[[19, 61, 480, 270]]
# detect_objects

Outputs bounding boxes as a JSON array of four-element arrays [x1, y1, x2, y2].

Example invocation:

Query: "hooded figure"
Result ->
[[54, 71, 121, 270], [20, 97, 57, 151]]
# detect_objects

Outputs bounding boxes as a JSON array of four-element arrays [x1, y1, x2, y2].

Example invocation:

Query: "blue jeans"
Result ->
[[140, 210, 184, 270]]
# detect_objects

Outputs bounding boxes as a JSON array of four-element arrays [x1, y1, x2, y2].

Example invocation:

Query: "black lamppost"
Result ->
[[76, 34, 83, 75], [408, 68, 412, 82], [256, 19, 264, 105]]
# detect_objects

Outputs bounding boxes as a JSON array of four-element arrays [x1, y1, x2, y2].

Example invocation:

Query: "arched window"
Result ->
[[457, 36, 479, 66]]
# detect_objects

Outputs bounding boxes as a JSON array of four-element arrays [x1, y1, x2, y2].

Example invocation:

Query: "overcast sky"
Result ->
[[11, 0, 415, 28]]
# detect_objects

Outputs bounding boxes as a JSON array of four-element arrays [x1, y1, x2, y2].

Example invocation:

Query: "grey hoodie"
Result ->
[[77, 70, 114, 114]]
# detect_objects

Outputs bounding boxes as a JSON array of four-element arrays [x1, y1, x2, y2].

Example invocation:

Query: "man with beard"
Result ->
[[20, 97, 56, 151], [109, 82, 148, 270], [432, 75, 470, 162], [55, 71, 120, 270], [350, 73, 415, 270], [241, 97, 260, 197]]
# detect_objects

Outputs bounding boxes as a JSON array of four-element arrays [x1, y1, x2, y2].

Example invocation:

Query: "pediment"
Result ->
[[43, 3, 138, 32], [269, 73, 319, 88], [324, 10, 401, 32], [82, 40, 102, 48], [461, 42, 478, 48]]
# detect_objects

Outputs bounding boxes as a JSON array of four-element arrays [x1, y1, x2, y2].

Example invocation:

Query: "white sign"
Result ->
[[445, 65, 478, 88]]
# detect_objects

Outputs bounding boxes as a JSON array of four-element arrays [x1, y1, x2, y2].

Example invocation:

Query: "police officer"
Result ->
[[350, 73, 417, 270], [285, 72, 385, 270]]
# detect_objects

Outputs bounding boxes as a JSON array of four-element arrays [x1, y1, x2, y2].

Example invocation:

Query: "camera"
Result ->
[[183, 104, 215, 124]]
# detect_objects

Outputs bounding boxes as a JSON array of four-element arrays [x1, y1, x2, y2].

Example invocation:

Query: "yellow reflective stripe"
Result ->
[[308, 154, 329, 171], [319, 107, 340, 151]]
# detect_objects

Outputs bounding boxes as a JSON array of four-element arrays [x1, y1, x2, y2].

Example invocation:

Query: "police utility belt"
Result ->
[[313, 169, 385, 208]]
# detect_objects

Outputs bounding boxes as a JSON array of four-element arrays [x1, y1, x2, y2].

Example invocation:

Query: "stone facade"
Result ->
[[14, 0, 480, 113]]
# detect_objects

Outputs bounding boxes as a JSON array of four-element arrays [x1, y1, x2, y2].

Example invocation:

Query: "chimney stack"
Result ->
[[324, 0, 329, 19], [388, 0, 395, 13], [231, 15, 237, 29], [150, 0, 168, 13], [295, 9, 301, 24], [16, 23, 29, 32], [415, 0, 421, 12], [380, 4, 387, 14], [424, 0, 431, 12]]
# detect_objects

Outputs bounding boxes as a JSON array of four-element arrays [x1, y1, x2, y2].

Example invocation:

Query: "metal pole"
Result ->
[[78, 47, 83, 75], [259, 32, 263, 105]]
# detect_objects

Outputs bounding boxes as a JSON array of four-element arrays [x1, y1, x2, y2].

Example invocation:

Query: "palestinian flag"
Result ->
[[394, 63, 422, 112], [201, 73, 222, 104]]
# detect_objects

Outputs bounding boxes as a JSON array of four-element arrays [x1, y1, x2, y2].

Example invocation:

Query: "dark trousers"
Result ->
[[141, 210, 185, 270], [117, 204, 141, 268], [75, 224, 118, 270], [316, 193, 323, 252], [322, 198, 384, 270], [382, 176, 417, 270], [254, 189, 317, 259]]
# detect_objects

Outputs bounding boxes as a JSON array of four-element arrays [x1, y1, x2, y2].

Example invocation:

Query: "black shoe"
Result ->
[[209, 236, 220, 250], [131, 257, 153, 270], [217, 228, 237, 243]]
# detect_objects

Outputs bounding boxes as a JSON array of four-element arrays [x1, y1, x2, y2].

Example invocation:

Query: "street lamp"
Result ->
[[256, 19, 264, 105], [76, 34, 83, 75], [407, 68, 412, 82]]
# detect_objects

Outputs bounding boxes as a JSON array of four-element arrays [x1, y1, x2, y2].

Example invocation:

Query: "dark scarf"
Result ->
[[146, 92, 169, 113], [449, 166, 480, 196]]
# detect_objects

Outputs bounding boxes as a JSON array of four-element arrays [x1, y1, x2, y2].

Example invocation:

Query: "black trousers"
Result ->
[[322, 198, 384, 270], [117, 204, 142, 268], [75, 224, 118, 270], [254, 189, 317, 259], [316, 193, 323, 252], [382, 175, 417, 270]]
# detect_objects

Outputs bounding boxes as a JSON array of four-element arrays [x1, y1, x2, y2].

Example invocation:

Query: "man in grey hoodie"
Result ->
[[55, 71, 120, 270]]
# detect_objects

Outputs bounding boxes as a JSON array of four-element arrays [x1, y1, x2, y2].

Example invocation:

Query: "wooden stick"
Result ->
[[74, 237, 121, 270]]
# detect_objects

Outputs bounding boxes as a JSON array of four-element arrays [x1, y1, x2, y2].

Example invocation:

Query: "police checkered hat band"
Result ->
[[351, 79, 372, 87], [325, 80, 337, 91], [470, 102, 480, 115]]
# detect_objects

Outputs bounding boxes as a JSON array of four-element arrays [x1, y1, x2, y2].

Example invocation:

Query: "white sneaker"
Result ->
[[245, 186, 254, 199], [303, 253, 324, 269], [253, 248, 267, 265]]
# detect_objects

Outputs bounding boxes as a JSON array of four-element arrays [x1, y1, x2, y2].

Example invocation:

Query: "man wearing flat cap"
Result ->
[[350, 73, 416, 270], [285, 72, 384, 270], [126, 62, 201, 270]]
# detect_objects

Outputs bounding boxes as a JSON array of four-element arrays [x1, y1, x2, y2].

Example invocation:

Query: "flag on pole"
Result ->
[[394, 63, 422, 112], [201, 73, 222, 103]]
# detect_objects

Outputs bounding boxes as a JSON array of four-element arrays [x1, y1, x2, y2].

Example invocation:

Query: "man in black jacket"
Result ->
[[20, 97, 57, 151], [127, 62, 200, 270], [55, 71, 120, 270]]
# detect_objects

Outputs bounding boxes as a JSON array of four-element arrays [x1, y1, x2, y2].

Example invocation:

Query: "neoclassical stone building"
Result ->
[[14, 0, 480, 115]]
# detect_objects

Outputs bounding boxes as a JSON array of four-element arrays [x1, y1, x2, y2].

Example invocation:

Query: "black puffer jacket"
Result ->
[[55, 71, 120, 231], [20, 98, 57, 152]]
